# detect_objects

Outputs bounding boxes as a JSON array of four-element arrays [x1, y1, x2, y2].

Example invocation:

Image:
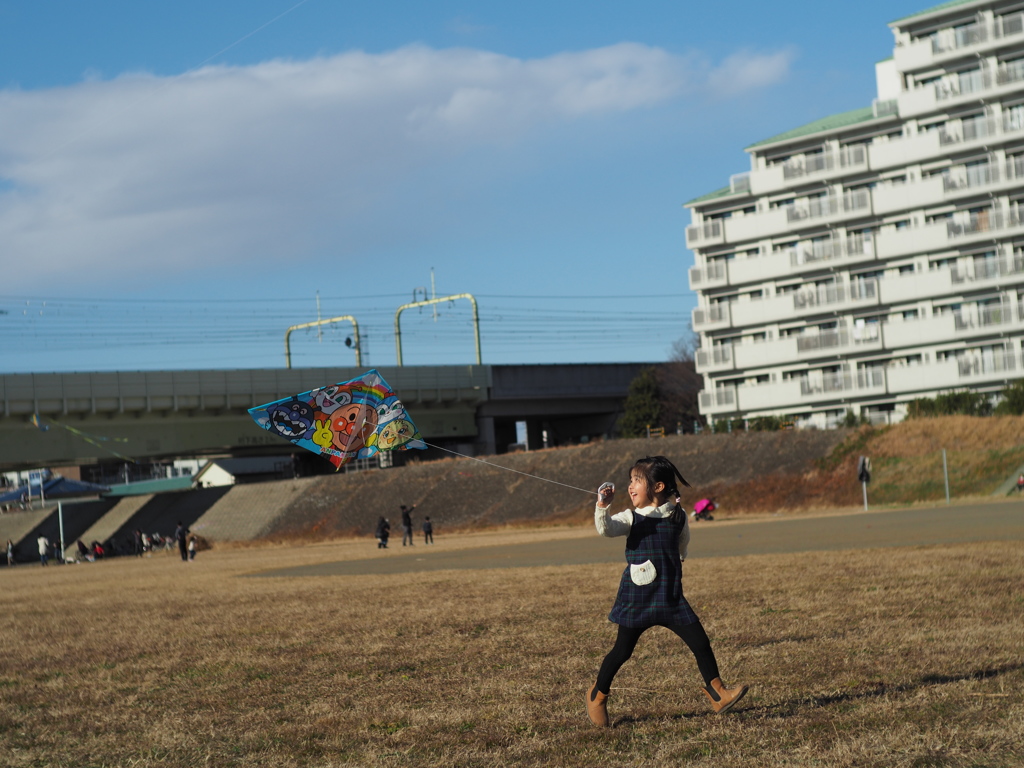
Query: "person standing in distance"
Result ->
[[174, 522, 189, 562], [401, 504, 416, 546]]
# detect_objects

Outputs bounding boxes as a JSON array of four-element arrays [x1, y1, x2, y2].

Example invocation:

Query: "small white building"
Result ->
[[687, 0, 1024, 428], [193, 457, 295, 488]]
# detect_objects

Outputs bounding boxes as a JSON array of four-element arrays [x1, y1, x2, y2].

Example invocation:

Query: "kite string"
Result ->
[[420, 441, 596, 496]]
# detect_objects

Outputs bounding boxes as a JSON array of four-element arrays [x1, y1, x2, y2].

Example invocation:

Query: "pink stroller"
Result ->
[[692, 498, 716, 521]]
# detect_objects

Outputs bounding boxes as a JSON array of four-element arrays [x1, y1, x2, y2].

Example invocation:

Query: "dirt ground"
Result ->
[[250, 498, 1024, 578], [267, 430, 850, 539]]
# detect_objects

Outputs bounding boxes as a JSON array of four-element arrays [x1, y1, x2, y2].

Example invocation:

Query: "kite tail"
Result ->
[[33, 414, 135, 463]]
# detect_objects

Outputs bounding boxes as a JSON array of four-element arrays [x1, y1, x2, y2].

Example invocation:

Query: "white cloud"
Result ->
[[705, 48, 797, 98], [0, 43, 792, 291]]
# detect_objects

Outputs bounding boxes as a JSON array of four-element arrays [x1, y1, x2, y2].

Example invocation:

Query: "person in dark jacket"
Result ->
[[375, 517, 390, 549], [174, 522, 189, 562], [401, 504, 416, 546]]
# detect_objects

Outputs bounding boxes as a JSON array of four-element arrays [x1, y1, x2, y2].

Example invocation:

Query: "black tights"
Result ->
[[595, 621, 720, 695]]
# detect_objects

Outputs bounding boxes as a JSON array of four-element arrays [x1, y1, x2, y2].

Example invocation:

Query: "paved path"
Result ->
[[251, 501, 1024, 578]]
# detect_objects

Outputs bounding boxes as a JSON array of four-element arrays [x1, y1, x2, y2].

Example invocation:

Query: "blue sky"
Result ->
[[0, 0, 931, 373]]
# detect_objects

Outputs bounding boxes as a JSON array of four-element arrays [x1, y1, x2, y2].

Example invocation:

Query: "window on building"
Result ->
[[1005, 102, 1024, 131], [903, 309, 919, 320]]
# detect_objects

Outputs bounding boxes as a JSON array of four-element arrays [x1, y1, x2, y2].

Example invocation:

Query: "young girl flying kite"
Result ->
[[586, 455, 748, 726]]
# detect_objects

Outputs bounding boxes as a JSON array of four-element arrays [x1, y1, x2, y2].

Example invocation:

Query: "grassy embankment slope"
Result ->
[[262, 416, 1024, 541]]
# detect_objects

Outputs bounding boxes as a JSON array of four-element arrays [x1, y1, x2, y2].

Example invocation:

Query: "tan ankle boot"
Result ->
[[702, 677, 748, 714], [586, 684, 610, 726]]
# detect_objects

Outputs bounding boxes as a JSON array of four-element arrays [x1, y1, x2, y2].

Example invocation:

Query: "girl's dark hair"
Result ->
[[630, 456, 691, 523]]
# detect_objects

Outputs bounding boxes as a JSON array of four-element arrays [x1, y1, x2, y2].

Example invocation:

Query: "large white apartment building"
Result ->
[[687, 0, 1024, 429]]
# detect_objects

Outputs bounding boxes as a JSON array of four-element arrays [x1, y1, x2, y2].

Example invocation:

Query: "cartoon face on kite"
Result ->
[[378, 418, 415, 450], [266, 399, 317, 440], [311, 385, 350, 415], [249, 370, 426, 469], [329, 401, 379, 454], [376, 398, 408, 424]]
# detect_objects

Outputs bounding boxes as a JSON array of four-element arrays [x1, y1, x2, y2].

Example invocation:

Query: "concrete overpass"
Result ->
[[0, 363, 649, 472]]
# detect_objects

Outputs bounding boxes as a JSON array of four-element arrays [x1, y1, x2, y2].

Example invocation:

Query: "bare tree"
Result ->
[[654, 323, 703, 432]]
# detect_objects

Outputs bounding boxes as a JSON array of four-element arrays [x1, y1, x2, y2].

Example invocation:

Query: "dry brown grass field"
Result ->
[[2, 529, 1023, 767]]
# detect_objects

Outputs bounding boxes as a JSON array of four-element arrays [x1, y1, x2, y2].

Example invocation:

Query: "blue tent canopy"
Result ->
[[0, 476, 110, 504]]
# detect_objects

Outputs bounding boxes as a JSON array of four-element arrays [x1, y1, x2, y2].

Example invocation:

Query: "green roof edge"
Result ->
[[890, 0, 979, 25], [684, 186, 735, 206], [744, 105, 878, 150]]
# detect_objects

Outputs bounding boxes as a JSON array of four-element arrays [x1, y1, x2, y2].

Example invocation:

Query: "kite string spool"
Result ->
[[420, 441, 596, 496]]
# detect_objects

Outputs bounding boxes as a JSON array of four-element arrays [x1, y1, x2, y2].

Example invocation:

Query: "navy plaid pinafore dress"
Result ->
[[608, 510, 697, 628]]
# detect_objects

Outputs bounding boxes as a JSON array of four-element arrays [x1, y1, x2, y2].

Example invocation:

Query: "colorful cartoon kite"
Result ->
[[248, 369, 426, 468]]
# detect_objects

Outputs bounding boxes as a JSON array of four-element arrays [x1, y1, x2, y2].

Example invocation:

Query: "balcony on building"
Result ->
[[796, 323, 884, 357], [685, 218, 725, 249], [735, 379, 803, 413], [951, 252, 1024, 287], [953, 300, 1019, 333], [728, 279, 879, 327], [872, 110, 1024, 171], [888, 349, 1018, 393], [899, 60, 1024, 118], [786, 189, 872, 228], [707, 232, 875, 291], [692, 303, 731, 331], [698, 385, 738, 415], [733, 337, 799, 370], [791, 278, 880, 316], [799, 367, 886, 402], [894, 11, 1024, 71], [957, 348, 1018, 379], [688, 259, 729, 291], [695, 343, 734, 373], [721, 205, 790, 244]]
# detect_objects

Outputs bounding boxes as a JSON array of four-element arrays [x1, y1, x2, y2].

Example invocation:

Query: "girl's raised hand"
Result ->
[[597, 482, 615, 508]]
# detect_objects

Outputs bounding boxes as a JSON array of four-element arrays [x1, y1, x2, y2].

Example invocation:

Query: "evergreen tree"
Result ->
[[619, 367, 662, 437], [995, 379, 1024, 415]]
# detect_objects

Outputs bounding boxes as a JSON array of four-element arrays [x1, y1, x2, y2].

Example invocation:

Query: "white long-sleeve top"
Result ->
[[594, 501, 690, 561]]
